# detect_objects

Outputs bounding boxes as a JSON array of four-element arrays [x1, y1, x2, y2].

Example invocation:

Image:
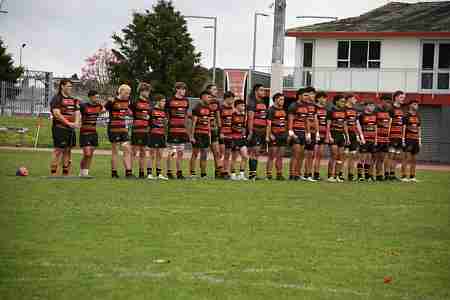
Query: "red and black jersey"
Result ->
[[220, 103, 234, 138], [316, 106, 328, 139], [80, 102, 103, 135], [231, 112, 246, 140], [389, 107, 405, 140], [50, 94, 80, 129], [166, 96, 189, 137], [248, 99, 267, 133], [404, 112, 421, 141], [105, 98, 130, 134], [306, 104, 317, 133], [376, 109, 391, 144], [359, 112, 377, 143], [192, 103, 211, 135], [327, 107, 346, 133], [130, 97, 151, 134], [208, 97, 220, 129], [345, 107, 359, 134], [267, 106, 287, 135], [288, 101, 308, 132], [149, 107, 167, 136]]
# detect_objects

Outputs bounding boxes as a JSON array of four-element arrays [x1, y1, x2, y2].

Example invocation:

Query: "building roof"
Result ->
[[286, 1, 450, 37]]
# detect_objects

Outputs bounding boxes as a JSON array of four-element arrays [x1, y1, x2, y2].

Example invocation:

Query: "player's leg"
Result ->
[[230, 147, 239, 180], [189, 146, 200, 177], [266, 144, 275, 180], [313, 144, 324, 180], [223, 143, 232, 179], [155, 149, 166, 179], [290, 143, 300, 180], [328, 144, 338, 181], [304, 144, 314, 180], [248, 145, 260, 180], [275, 146, 285, 180], [121, 142, 133, 177], [200, 148, 208, 178], [147, 148, 155, 179], [335, 146, 345, 182], [80, 146, 94, 176], [298, 145, 305, 179], [62, 148, 72, 176], [111, 142, 119, 178], [176, 146, 185, 179], [239, 146, 249, 180], [50, 148, 63, 176], [166, 146, 175, 179], [210, 141, 222, 178], [137, 146, 146, 178]]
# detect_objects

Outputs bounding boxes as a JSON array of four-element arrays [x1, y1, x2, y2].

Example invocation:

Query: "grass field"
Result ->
[[0, 150, 449, 300]]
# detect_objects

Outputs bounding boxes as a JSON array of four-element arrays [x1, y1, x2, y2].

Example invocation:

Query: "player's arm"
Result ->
[[74, 110, 81, 128], [247, 110, 255, 140], [266, 120, 272, 143], [52, 108, 72, 127], [374, 124, 378, 145], [216, 110, 221, 129], [314, 115, 320, 141], [418, 124, 422, 147], [356, 119, 364, 144], [388, 117, 392, 138], [288, 112, 296, 139], [344, 119, 350, 145], [326, 120, 332, 143], [190, 115, 198, 143]]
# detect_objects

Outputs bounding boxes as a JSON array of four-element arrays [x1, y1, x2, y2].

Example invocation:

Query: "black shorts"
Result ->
[[52, 126, 76, 148], [192, 133, 210, 149], [305, 133, 317, 151], [167, 133, 189, 144], [222, 138, 233, 149], [269, 134, 288, 147], [331, 131, 346, 148], [211, 128, 220, 144], [376, 143, 390, 153], [317, 134, 327, 146], [291, 131, 306, 146], [405, 140, 420, 155], [360, 142, 376, 154], [345, 132, 359, 152], [248, 131, 266, 147], [80, 133, 99, 148], [232, 138, 247, 151], [390, 138, 404, 153], [131, 132, 148, 146], [148, 134, 166, 148], [108, 128, 129, 143]]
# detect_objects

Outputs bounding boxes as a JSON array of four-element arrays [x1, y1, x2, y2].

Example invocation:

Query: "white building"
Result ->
[[284, 1, 450, 163]]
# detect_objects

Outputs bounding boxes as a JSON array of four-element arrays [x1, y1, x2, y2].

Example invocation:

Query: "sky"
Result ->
[[0, 0, 439, 77]]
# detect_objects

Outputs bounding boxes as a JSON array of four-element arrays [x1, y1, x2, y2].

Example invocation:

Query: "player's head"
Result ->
[[272, 93, 284, 107], [234, 99, 245, 112], [345, 94, 357, 107], [206, 84, 218, 97], [253, 84, 265, 99], [364, 100, 376, 113], [88, 90, 99, 103], [409, 99, 419, 111], [175, 82, 187, 97], [393, 90, 405, 106], [296, 88, 305, 102], [224, 91, 235, 105], [315, 91, 328, 106], [117, 84, 131, 100], [58, 79, 72, 96], [302, 86, 315, 103], [154, 94, 166, 109], [200, 90, 211, 104], [138, 82, 152, 99], [333, 94, 346, 108], [16, 166, 29, 177], [379, 94, 392, 110]]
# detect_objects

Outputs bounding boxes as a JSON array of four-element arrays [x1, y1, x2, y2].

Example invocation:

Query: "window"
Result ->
[[421, 41, 450, 91], [303, 42, 313, 68], [337, 41, 381, 69]]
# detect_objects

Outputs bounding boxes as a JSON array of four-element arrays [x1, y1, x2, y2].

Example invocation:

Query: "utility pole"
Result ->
[[269, 0, 286, 102], [252, 12, 269, 70]]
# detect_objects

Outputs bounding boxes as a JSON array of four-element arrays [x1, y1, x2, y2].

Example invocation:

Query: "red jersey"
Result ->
[[149, 107, 166, 136], [248, 99, 268, 133], [288, 101, 308, 132], [389, 107, 405, 140], [192, 102, 211, 135], [404, 112, 421, 141], [50, 94, 80, 129], [316, 106, 328, 139], [80, 102, 103, 135], [130, 97, 151, 134], [267, 105, 287, 135], [327, 107, 346, 133], [220, 103, 234, 138], [105, 98, 130, 134], [345, 107, 359, 134], [376, 109, 391, 144], [359, 112, 377, 143], [166, 96, 189, 137], [231, 112, 246, 140]]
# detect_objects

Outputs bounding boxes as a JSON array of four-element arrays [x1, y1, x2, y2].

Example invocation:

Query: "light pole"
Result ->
[[19, 43, 26, 67], [185, 15, 217, 84], [252, 12, 269, 71]]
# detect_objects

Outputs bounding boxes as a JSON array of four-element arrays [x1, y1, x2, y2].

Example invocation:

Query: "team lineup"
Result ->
[[48, 79, 422, 183]]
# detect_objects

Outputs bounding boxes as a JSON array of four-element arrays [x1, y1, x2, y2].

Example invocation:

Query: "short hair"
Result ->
[[138, 82, 152, 93], [153, 94, 166, 102], [58, 79, 72, 95], [272, 92, 284, 102], [117, 84, 131, 94], [304, 86, 316, 93], [315, 91, 327, 99], [333, 94, 345, 105], [393, 90, 405, 100], [224, 91, 235, 99], [252, 84, 264, 94], [87, 90, 98, 97], [296, 88, 305, 99], [234, 99, 245, 106], [200, 90, 210, 99], [206, 84, 217, 93], [175, 82, 187, 90]]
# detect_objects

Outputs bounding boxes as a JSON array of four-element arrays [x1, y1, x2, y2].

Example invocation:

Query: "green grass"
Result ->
[[0, 150, 449, 300], [0, 116, 110, 149]]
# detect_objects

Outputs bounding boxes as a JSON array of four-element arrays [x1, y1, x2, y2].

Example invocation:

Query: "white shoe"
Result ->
[[306, 177, 317, 182], [336, 177, 344, 183], [147, 174, 156, 180], [400, 177, 410, 183], [327, 177, 337, 183], [409, 177, 419, 183], [157, 174, 169, 181], [238, 174, 249, 181], [299, 176, 306, 181], [231, 174, 238, 181]]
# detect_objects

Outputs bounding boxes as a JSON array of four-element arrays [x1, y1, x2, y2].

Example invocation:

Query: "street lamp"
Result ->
[[252, 12, 269, 70], [19, 43, 26, 67], [185, 15, 217, 84]]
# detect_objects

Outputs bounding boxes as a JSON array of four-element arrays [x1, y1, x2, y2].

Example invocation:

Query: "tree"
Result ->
[[80, 48, 119, 96], [0, 37, 23, 82], [111, 0, 202, 96]]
